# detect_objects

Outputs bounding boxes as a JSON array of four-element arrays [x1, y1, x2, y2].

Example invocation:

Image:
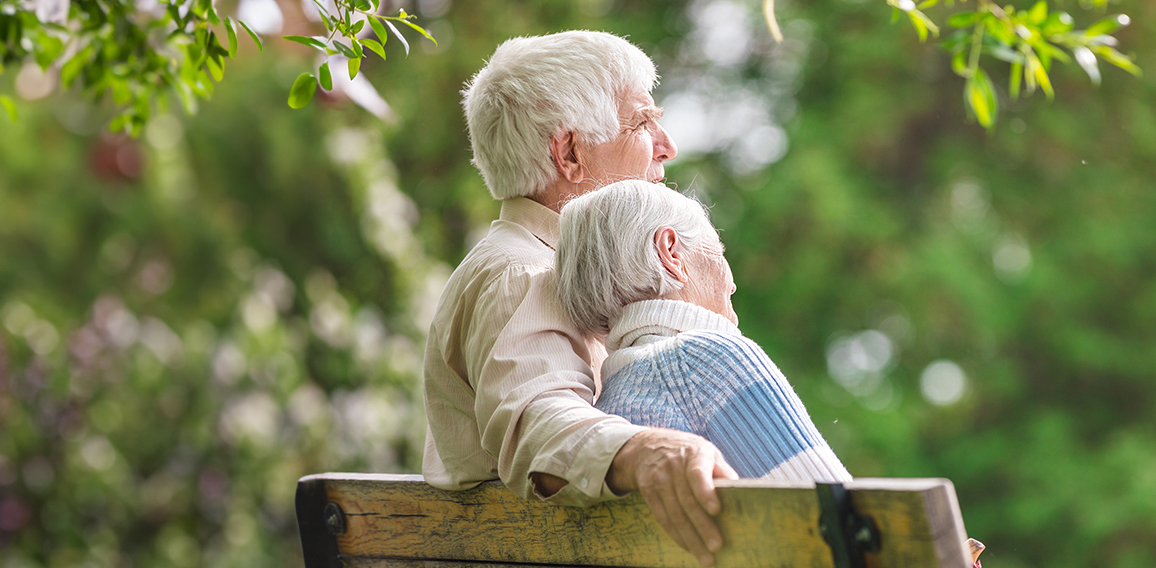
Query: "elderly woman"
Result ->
[[556, 180, 851, 482]]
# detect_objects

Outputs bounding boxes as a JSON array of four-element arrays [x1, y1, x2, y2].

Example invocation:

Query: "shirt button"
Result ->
[[580, 477, 589, 489]]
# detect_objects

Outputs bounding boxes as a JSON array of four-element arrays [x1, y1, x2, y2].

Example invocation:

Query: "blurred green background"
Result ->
[[2, 0, 1155, 567]]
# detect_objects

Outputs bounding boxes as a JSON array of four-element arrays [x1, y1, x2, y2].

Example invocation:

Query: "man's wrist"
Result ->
[[606, 429, 651, 495]]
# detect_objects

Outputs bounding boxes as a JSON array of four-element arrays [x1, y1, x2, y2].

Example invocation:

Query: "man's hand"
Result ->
[[606, 429, 739, 567]]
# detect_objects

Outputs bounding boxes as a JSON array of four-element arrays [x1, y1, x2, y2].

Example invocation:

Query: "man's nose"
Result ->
[[654, 123, 678, 162]]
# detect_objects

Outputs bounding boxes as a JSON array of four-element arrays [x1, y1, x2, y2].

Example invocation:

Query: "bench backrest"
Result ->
[[296, 473, 971, 568]]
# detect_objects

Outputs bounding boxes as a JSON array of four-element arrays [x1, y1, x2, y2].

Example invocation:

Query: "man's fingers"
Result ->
[[647, 483, 715, 567], [673, 462, 723, 553], [713, 450, 739, 480], [686, 450, 724, 516]]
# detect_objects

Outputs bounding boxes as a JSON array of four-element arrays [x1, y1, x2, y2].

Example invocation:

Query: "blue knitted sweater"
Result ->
[[595, 300, 851, 482]]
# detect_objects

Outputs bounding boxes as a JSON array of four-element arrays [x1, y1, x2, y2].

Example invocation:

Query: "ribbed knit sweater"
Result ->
[[595, 300, 852, 482]]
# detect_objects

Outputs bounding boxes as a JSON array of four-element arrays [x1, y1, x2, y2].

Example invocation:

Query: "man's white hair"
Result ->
[[556, 180, 714, 336], [462, 31, 658, 200]]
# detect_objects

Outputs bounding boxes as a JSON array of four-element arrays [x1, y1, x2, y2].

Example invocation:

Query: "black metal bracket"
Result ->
[[817, 483, 882, 568], [296, 478, 345, 568]]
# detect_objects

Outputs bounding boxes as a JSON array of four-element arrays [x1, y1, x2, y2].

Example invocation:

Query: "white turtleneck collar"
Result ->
[[605, 299, 741, 353]]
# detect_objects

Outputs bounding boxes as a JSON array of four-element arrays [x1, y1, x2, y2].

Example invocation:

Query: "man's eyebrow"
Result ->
[[639, 106, 665, 121]]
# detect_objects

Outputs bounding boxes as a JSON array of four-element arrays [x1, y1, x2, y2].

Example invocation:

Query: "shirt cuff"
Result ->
[[530, 422, 650, 507]]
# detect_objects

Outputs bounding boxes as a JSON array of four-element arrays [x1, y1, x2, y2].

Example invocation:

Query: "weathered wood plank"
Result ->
[[298, 474, 972, 568]]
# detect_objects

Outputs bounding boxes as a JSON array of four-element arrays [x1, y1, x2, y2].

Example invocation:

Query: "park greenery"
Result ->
[[2, 1, 1155, 568]]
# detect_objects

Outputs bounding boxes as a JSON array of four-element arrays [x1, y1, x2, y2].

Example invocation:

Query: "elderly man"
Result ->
[[422, 31, 735, 566], [555, 180, 852, 482]]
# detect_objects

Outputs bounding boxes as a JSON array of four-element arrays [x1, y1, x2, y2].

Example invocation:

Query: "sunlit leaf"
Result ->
[[319, 61, 333, 90], [951, 48, 969, 77], [206, 55, 224, 82], [60, 45, 93, 88], [288, 72, 317, 108], [333, 40, 357, 58], [966, 67, 998, 129], [1093, 45, 1142, 76], [1085, 14, 1129, 38], [1041, 12, 1073, 35], [348, 55, 360, 80], [225, 17, 239, 58], [350, 38, 364, 58], [0, 95, 15, 121], [1072, 46, 1100, 85], [362, 38, 386, 61], [398, 18, 437, 45], [1009, 60, 1023, 99], [383, 18, 409, 55], [1029, 54, 1054, 99], [1027, 0, 1047, 25], [237, 19, 263, 52], [283, 35, 328, 50], [369, 16, 389, 45], [948, 11, 981, 28], [917, 0, 938, 9]]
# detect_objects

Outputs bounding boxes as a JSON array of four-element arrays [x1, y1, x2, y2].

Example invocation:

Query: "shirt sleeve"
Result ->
[[467, 266, 648, 506]]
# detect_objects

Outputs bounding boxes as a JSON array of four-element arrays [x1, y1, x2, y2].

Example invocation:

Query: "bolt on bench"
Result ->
[[296, 473, 973, 568]]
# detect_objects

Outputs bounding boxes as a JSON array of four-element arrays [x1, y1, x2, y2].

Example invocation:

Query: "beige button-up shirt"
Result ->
[[422, 197, 648, 506]]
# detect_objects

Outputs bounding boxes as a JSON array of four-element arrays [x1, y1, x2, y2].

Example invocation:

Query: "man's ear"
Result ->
[[549, 131, 585, 184], [654, 226, 689, 283]]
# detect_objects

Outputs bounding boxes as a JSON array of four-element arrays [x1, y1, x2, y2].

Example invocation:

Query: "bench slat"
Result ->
[[297, 474, 970, 568]]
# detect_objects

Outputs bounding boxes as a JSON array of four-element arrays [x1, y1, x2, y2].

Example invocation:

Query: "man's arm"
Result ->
[[532, 428, 738, 568], [468, 270, 737, 566]]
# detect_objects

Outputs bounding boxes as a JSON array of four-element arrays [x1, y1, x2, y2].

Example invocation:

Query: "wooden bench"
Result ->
[[296, 473, 973, 568]]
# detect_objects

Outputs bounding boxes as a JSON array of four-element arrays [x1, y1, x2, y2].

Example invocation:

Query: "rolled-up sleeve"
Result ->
[[469, 267, 647, 505]]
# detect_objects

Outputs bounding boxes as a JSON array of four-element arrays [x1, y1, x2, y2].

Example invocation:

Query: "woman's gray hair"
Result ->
[[556, 180, 714, 336], [462, 31, 658, 200]]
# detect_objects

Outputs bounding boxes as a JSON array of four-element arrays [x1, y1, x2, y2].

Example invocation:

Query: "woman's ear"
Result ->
[[549, 131, 585, 184], [654, 226, 689, 283]]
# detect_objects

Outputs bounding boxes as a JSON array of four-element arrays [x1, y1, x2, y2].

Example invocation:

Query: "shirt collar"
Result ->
[[605, 299, 741, 352], [499, 197, 560, 250]]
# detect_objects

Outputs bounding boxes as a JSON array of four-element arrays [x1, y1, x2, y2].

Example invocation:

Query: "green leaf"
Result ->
[[351, 19, 365, 34], [398, 18, 437, 45], [333, 40, 357, 58], [1072, 46, 1100, 85], [362, 38, 386, 61], [1093, 46, 1142, 76], [369, 16, 389, 45], [951, 48, 969, 77], [319, 61, 332, 90], [350, 38, 364, 59], [1009, 60, 1023, 99], [1085, 14, 1129, 38], [983, 43, 1025, 64], [908, 11, 929, 42], [983, 14, 1016, 45], [1042, 12, 1074, 36], [948, 12, 981, 28], [225, 17, 239, 58], [965, 67, 998, 129], [1027, 1, 1047, 25], [33, 34, 65, 69], [206, 55, 224, 82], [60, 45, 93, 88], [917, 0, 938, 9], [283, 35, 328, 50], [288, 72, 317, 109], [1028, 54, 1054, 99], [383, 18, 409, 55], [238, 19, 263, 52], [348, 55, 361, 79], [354, 0, 371, 11], [0, 95, 15, 122]]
